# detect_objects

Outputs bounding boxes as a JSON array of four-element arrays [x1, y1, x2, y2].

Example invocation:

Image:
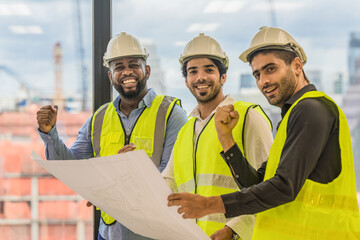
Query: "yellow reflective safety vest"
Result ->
[[252, 91, 360, 240], [173, 101, 271, 237], [91, 95, 180, 225]]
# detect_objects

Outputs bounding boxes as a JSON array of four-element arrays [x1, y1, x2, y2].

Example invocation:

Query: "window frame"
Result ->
[[92, 0, 112, 238]]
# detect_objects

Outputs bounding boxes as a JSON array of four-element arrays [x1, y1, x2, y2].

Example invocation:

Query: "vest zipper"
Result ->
[[193, 114, 214, 223], [118, 108, 146, 145]]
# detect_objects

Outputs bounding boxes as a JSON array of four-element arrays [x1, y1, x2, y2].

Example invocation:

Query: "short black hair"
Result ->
[[181, 58, 227, 77]]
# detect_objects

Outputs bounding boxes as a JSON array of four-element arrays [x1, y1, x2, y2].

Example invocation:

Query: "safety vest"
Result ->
[[91, 95, 180, 225], [173, 101, 271, 237], [252, 91, 360, 240]]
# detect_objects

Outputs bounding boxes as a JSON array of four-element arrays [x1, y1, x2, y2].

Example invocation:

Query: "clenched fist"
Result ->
[[214, 105, 239, 152], [37, 105, 58, 133]]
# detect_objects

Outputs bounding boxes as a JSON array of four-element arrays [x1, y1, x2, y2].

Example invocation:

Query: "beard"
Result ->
[[264, 68, 297, 107], [113, 76, 147, 99], [189, 79, 222, 103]]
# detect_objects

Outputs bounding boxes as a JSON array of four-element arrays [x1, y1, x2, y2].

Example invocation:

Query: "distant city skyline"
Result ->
[[1, 0, 360, 99]]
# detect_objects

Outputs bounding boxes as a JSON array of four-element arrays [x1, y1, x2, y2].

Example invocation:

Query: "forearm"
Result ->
[[39, 127, 78, 160], [221, 175, 296, 218], [39, 119, 94, 160], [221, 144, 263, 188], [217, 133, 235, 152], [44, 134, 78, 160]]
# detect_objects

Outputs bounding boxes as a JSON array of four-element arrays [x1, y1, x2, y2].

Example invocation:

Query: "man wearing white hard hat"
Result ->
[[168, 27, 360, 239], [37, 32, 187, 240], [163, 33, 273, 240]]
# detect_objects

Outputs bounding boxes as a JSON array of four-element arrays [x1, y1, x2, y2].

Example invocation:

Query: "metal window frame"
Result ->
[[92, 0, 112, 238]]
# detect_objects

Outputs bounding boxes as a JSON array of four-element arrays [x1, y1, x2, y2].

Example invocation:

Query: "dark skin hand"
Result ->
[[117, 143, 136, 154], [37, 105, 58, 133], [86, 143, 136, 207]]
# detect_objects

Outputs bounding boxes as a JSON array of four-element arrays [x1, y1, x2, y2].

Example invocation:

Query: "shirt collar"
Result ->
[[189, 94, 235, 119], [112, 88, 157, 113], [281, 84, 317, 118]]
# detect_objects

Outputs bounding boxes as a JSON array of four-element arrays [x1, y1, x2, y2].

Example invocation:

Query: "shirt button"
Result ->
[[230, 153, 234, 157], [226, 156, 230, 160], [235, 175, 239, 178]]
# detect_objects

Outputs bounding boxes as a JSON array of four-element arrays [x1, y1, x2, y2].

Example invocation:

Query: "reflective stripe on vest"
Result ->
[[173, 101, 271, 237], [91, 95, 180, 225], [252, 91, 360, 240], [177, 173, 239, 193]]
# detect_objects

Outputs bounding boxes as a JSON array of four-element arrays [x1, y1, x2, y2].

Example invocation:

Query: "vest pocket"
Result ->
[[133, 137, 153, 155], [102, 132, 122, 143]]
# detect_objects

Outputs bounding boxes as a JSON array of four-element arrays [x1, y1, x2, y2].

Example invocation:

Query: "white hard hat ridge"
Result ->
[[103, 32, 149, 68], [239, 26, 307, 65], [179, 33, 229, 69]]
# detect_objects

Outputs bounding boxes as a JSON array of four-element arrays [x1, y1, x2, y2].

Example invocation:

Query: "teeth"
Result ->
[[123, 79, 136, 84], [265, 87, 276, 93], [197, 85, 209, 89]]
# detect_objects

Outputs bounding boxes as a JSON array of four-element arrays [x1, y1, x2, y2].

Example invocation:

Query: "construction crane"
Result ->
[[0, 65, 32, 91], [0, 65, 32, 109], [268, 0, 277, 27], [73, 0, 88, 111], [53, 42, 64, 109]]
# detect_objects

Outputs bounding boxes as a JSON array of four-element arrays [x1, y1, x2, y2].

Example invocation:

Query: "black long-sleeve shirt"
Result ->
[[220, 84, 341, 217]]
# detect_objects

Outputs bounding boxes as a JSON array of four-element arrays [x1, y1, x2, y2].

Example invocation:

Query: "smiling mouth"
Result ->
[[264, 86, 277, 95], [195, 84, 211, 90], [122, 79, 136, 84]]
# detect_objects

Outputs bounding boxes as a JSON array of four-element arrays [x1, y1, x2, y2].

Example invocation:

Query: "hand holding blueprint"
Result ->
[[31, 150, 210, 240]]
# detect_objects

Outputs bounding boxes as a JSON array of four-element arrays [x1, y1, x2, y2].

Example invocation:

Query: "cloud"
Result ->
[[1, 0, 360, 99]]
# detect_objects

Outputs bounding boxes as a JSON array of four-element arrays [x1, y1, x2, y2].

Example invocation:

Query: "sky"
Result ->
[[1, 0, 360, 101], [1, 0, 360, 187]]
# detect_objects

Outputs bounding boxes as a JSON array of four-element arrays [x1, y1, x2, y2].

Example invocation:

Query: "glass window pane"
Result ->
[[112, 0, 360, 201], [0, 0, 93, 239]]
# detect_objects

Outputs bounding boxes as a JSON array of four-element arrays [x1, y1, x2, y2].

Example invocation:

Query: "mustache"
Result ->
[[120, 75, 138, 81], [262, 83, 277, 91], [192, 80, 212, 87]]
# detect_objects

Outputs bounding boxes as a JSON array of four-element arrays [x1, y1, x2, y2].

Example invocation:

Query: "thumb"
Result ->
[[229, 110, 239, 119], [53, 105, 58, 112]]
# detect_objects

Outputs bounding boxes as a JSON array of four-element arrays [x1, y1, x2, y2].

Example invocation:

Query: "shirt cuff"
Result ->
[[38, 126, 57, 143], [220, 144, 242, 167], [226, 215, 255, 240], [220, 143, 244, 180], [221, 192, 243, 218]]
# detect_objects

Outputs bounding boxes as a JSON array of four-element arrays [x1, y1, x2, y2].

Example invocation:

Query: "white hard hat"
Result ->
[[239, 26, 307, 65], [179, 33, 229, 69], [103, 32, 149, 68]]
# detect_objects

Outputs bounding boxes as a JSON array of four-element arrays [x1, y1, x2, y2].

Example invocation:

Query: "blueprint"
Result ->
[[31, 150, 210, 240]]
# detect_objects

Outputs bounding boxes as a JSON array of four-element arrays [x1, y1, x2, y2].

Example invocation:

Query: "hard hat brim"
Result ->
[[179, 54, 229, 69], [240, 43, 290, 63], [103, 54, 149, 68], [239, 43, 307, 65]]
